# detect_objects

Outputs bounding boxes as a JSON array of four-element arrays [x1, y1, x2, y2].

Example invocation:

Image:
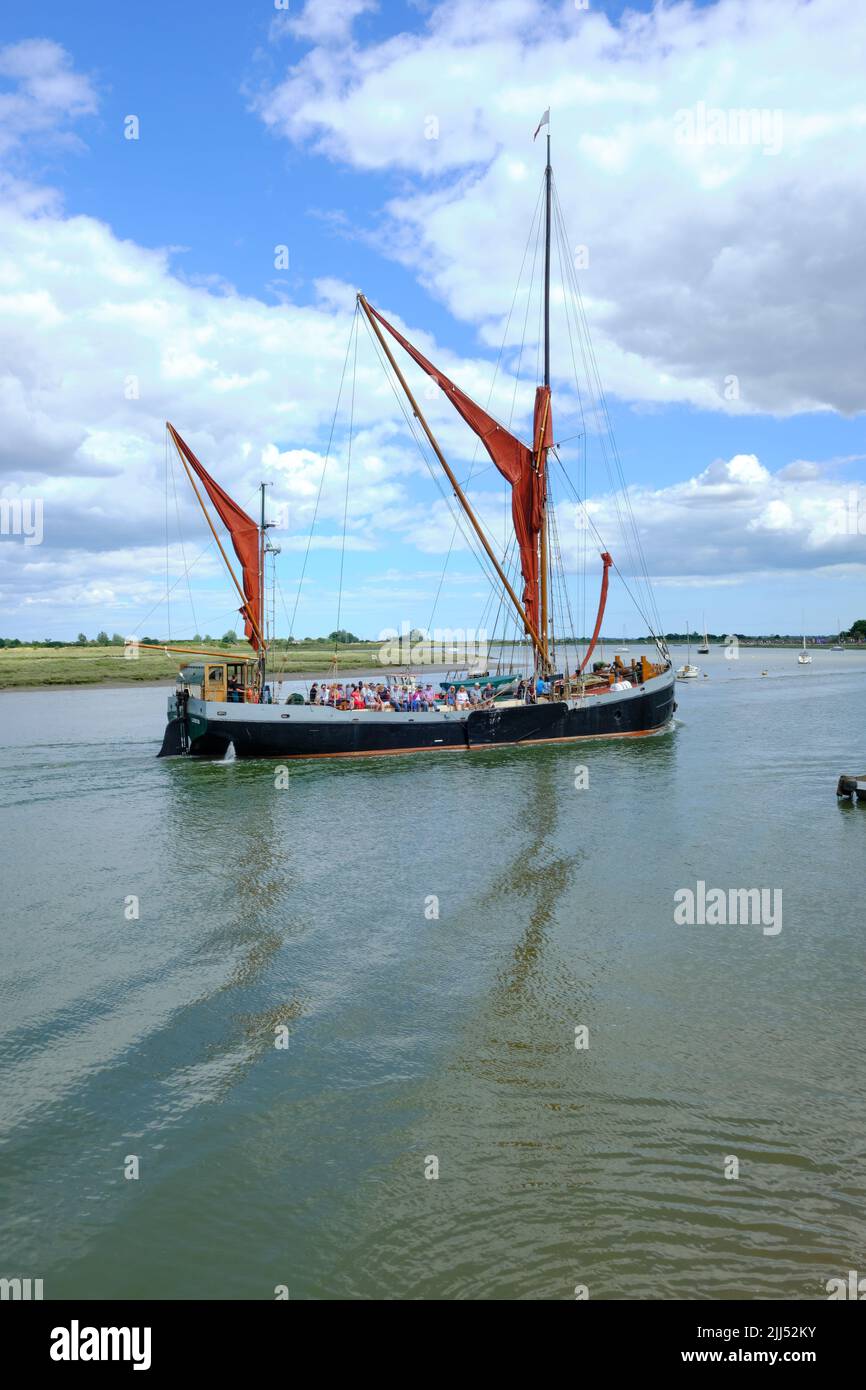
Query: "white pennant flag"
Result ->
[[533, 108, 550, 140]]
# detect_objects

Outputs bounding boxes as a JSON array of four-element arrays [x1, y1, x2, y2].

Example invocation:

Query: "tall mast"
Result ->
[[539, 127, 552, 675], [544, 130, 551, 392], [259, 482, 267, 693]]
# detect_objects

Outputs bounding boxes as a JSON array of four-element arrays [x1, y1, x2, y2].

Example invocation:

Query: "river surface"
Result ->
[[1, 644, 864, 1299]]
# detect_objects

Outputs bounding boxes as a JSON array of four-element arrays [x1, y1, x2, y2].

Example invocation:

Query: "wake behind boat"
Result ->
[[151, 125, 676, 761]]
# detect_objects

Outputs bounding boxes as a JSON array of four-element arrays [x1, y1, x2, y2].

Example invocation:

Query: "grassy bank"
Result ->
[[0, 642, 387, 689]]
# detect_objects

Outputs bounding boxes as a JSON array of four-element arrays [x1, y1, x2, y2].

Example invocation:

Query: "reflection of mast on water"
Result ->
[[163, 760, 300, 992], [482, 752, 578, 1000]]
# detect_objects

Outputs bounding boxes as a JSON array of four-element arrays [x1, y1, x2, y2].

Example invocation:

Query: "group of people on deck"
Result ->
[[514, 656, 642, 703], [306, 680, 496, 712]]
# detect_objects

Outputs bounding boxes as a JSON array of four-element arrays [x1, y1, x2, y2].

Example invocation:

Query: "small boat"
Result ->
[[797, 631, 812, 665], [438, 671, 518, 693], [676, 622, 700, 680], [698, 616, 709, 655], [837, 772, 866, 801]]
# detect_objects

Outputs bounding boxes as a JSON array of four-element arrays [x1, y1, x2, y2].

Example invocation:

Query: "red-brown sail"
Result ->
[[365, 302, 548, 637], [167, 425, 262, 650], [579, 551, 613, 672]]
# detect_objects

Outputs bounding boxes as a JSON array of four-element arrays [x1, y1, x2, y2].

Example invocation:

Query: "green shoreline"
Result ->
[[0, 643, 387, 690], [1, 640, 863, 691]]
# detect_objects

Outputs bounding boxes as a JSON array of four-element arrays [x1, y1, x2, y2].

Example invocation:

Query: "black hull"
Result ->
[[181, 680, 675, 761]]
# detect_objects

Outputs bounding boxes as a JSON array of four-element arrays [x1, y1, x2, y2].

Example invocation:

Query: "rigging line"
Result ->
[[164, 432, 171, 641], [507, 175, 545, 431], [133, 465, 273, 641], [169, 440, 199, 636], [552, 189, 658, 636], [358, 309, 515, 644], [478, 531, 518, 656], [426, 447, 507, 636], [289, 301, 359, 639], [535, 234, 544, 395], [454, 461, 497, 488], [130, 532, 218, 638], [132, 480, 260, 640], [509, 194, 544, 432], [271, 573, 304, 665], [358, 312, 512, 611], [131, 479, 265, 642], [269, 569, 318, 669], [547, 197, 591, 643], [551, 449, 659, 636], [383, 172, 544, 639], [546, 470, 561, 669], [333, 313, 359, 664], [429, 177, 546, 635], [496, 187, 544, 588], [456, 520, 516, 666], [549, 198, 589, 646], [549, 485, 577, 653], [552, 180, 662, 634], [493, 540, 526, 670]]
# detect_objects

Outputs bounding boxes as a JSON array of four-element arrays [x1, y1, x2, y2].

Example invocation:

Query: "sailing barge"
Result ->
[[154, 133, 675, 761]]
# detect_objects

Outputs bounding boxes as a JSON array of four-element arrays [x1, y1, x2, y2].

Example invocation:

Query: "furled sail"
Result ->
[[579, 552, 613, 672], [167, 425, 262, 649], [365, 302, 549, 637]]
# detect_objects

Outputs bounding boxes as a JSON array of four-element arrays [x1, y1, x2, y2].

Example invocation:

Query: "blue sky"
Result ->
[[0, 0, 863, 643]]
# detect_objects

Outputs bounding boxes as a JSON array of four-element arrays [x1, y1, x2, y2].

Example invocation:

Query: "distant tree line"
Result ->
[[5, 621, 863, 649], [0, 628, 368, 648]]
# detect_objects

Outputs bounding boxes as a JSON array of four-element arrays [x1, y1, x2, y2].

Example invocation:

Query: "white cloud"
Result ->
[[0, 39, 97, 155], [3, 25, 866, 640], [255, 0, 866, 415], [568, 453, 866, 587], [272, 0, 378, 46]]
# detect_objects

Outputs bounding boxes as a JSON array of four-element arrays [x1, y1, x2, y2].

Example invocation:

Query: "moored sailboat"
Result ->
[[676, 622, 700, 680], [831, 617, 844, 651]]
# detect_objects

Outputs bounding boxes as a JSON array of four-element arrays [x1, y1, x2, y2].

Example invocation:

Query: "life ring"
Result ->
[[245, 686, 257, 704]]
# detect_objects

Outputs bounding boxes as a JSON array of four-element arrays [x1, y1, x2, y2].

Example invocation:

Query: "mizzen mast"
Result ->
[[538, 117, 552, 677], [259, 481, 271, 692]]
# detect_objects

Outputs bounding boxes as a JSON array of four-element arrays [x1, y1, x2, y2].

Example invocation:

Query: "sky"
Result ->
[[0, 0, 864, 643]]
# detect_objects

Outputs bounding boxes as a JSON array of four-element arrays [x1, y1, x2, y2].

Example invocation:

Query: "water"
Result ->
[[1, 646, 864, 1300]]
